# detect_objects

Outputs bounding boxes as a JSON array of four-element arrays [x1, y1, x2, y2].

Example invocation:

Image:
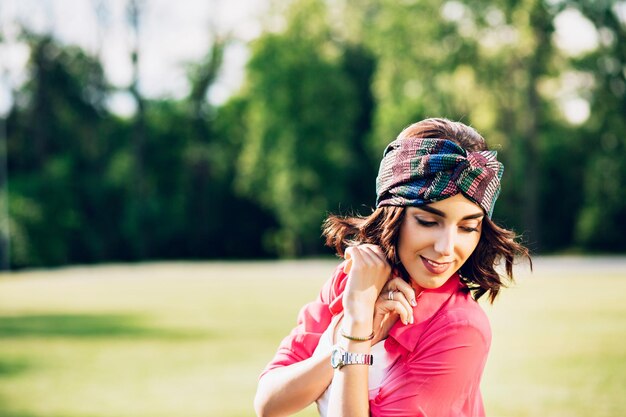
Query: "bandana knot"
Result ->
[[375, 138, 504, 217]]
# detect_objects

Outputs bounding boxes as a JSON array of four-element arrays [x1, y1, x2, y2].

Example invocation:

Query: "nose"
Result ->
[[434, 227, 455, 257]]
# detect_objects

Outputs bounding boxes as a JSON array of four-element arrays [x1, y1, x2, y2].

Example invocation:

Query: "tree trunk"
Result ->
[[522, 1, 553, 252], [128, 0, 148, 258]]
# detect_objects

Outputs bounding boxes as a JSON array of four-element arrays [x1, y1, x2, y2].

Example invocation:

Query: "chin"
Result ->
[[421, 279, 447, 289], [411, 273, 449, 290]]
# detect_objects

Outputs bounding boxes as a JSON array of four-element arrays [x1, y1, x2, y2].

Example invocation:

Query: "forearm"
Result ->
[[254, 352, 334, 417], [327, 317, 373, 417]]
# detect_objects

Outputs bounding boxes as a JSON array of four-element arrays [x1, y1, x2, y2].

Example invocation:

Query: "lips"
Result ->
[[420, 256, 452, 275]]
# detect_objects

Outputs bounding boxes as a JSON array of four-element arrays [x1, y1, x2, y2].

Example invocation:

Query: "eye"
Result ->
[[459, 222, 481, 233], [416, 217, 437, 227]]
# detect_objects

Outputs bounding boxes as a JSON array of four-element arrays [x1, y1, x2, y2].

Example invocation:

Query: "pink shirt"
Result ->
[[261, 263, 491, 417]]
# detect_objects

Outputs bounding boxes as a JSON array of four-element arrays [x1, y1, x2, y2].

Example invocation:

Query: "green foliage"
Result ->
[[4, 32, 274, 267], [6, 35, 112, 266], [576, 140, 626, 250], [236, 0, 372, 255], [2, 0, 625, 267], [570, 2, 626, 250]]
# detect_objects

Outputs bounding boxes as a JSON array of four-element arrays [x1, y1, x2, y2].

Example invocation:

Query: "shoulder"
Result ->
[[427, 290, 491, 348]]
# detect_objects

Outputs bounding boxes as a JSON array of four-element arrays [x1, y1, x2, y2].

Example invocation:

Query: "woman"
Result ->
[[254, 118, 530, 417]]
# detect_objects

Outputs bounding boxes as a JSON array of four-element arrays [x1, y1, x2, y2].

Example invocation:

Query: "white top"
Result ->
[[313, 314, 398, 417]]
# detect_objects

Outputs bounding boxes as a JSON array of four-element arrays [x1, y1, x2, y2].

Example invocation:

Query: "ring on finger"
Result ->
[[388, 290, 394, 301]]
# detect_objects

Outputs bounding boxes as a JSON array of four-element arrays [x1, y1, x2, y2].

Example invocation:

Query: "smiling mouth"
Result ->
[[420, 256, 453, 274], [422, 257, 451, 266]]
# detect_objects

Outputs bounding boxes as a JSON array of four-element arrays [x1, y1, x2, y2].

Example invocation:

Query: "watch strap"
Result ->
[[343, 351, 374, 366]]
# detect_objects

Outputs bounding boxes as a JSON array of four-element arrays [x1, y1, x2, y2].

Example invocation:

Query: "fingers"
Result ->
[[374, 299, 412, 325], [377, 295, 413, 325], [345, 244, 386, 262], [351, 244, 387, 264], [375, 277, 417, 325], [343, 244, 390, 276], [360, 243, 386, 260], [384, 277, 417, 307]]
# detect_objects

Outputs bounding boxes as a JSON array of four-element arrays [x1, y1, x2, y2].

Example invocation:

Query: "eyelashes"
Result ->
[[416, 218, 437, 227], [415, 217, 480, 233]]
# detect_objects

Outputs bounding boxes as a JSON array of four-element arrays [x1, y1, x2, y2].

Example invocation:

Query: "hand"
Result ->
[[341, 244, 392, 325], [371, 277, 417, 345]]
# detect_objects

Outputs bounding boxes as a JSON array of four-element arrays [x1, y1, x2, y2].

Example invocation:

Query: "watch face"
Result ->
[[330, 347, 344, 369]]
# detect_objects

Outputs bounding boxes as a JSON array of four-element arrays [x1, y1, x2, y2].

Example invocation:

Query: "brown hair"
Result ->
[[322, 118, 531, 303]]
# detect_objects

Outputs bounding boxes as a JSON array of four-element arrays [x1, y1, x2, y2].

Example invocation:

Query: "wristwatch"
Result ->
[[330, 345, 374, 370]]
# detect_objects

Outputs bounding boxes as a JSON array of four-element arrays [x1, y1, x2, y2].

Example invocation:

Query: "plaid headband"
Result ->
[[375, 138, 504, 217]]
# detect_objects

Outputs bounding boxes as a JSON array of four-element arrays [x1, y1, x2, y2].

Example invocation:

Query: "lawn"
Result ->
[[0, 257, 624, 417]]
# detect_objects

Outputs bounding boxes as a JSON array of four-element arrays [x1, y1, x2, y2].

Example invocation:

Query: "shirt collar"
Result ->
[[386, 272, 464, 353]]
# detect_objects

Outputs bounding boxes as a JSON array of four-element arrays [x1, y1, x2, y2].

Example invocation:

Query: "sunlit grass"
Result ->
[[0, 258, 625, 417]]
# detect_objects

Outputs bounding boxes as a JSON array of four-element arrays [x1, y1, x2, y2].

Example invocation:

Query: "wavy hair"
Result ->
[[322, 118, 531, 302]]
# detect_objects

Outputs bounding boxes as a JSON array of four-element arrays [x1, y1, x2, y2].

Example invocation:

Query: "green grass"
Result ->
[[0, 258, 625, 417]]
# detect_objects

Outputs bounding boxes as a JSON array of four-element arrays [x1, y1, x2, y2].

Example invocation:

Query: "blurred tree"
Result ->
[[236, 0, 369, 256], [209, 95, 279, 258], [3, 0, 625, 268], [6, 33, 112, 266], [466, 0, 559, 252], [5, 28, 275, 267], [182, 35, 229, 257], [0, 31, 9, 270], [338, 44, 379, 212], [571, 0, 626, 251], [175, 32, 277, 259], [125, 0, 149, 257]]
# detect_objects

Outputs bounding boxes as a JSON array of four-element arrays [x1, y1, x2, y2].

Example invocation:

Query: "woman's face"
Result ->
[[397, 193, 483, 291]]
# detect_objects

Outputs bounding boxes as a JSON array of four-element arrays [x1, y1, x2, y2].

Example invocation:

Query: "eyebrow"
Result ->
[[416, 206, 485, 220]]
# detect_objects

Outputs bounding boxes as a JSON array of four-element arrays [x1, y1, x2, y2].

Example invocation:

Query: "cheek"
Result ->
[[459, 235, 481, 259], [398, 227, 430, 260], [397, 223, 416, 259], [397, 232, 408, 261]]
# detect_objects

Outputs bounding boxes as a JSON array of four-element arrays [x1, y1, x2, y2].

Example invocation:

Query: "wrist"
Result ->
[[338, 316, 373, 352], [342, 287, 378, 324], [341, 317, 374, 339], [343, 288, 378, 305]]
